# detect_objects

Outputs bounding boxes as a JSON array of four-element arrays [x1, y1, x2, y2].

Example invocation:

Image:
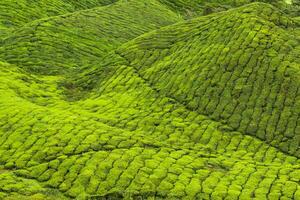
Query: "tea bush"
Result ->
[[0, 0, 299, 199]]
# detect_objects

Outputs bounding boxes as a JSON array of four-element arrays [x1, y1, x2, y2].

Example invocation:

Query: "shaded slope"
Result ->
[[0, 0, 118, 36], [0, 0, 295, 39], [0, 0, 182, 75], [159, 0, 292, 18]]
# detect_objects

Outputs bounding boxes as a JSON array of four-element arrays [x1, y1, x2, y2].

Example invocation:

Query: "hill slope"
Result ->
[[0, 0, 299, 199], [110, 2, 300, 157], [0, 0, 183, 75], [159, 0, 297, 18], [0, 0, 118, 36]]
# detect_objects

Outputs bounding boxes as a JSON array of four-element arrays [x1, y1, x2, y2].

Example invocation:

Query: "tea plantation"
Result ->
[[0, 0, 299, 199]]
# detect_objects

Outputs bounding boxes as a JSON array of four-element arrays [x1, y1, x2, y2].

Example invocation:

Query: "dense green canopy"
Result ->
[[0, 0, 299, 199]]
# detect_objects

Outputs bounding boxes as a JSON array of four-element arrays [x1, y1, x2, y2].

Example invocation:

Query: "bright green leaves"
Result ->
[[0, 0, 299, 199]]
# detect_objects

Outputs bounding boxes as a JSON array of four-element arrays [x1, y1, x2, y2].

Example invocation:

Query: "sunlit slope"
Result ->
[[83, 3, 300, 158], [0, 0, 182, 75], [0, 1, 300, 200], [0, 56, 300, 199]]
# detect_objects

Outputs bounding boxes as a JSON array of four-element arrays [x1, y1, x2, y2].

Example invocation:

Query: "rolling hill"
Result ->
[[0, 0, 299, 199]]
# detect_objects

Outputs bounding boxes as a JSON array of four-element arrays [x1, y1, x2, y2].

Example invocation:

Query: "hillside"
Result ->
[[0, 0, 183, 74], [0, 0, 300, 199], [158, 0, 292, 18], [0, 0, 117, 36]]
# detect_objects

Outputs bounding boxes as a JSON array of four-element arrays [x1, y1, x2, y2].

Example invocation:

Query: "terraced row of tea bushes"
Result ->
[[282, 0, 300, 16], [1, 0, 295, 76], [0, 0, 118, 32], [158, 0, 290, 18], [20, 147, 300, 199], [0, 0, 182, 75], [0, 0, 289, 35], [111, 3, 300, 158], [0, 57, 300, 199], [0, 171, 67, 199], [0, 61, 297, 163], [0, 0, 299, 199]]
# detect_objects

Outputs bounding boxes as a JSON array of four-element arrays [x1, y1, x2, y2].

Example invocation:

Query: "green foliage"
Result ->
[[0, 0, 299, 199]]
